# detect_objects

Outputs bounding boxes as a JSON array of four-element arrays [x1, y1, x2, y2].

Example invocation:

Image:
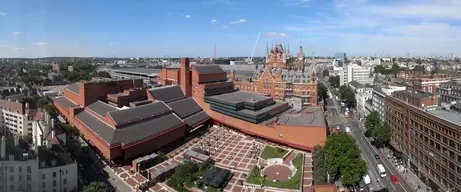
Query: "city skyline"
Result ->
[[1, 0, 461, 58]]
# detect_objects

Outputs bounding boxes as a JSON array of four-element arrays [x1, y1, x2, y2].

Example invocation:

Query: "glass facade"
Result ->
[[335, 53, 347, 65]]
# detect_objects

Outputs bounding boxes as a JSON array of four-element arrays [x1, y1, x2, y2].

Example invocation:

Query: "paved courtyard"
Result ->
[[108, 126, 314, 192]]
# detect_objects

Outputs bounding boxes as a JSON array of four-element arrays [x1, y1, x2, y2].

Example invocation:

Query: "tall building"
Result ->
[[372, 84, 406, 122], [0, 100, 40, 138], [437, 80, 461, 106], [340, 64, 373, 86], [234, 42, 318, 109], [385, 90, 460, 192], [335, 53, 347, 66]]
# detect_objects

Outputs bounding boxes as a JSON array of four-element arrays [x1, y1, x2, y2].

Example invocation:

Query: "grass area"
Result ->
[[260, 146, 288, 160], [247, 154, 303, 189]]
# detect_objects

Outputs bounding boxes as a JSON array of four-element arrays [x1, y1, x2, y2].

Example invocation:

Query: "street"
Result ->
[[324, 80, 414, 192]]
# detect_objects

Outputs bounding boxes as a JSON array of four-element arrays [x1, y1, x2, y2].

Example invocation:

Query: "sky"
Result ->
[[1, 0, 461, 58]]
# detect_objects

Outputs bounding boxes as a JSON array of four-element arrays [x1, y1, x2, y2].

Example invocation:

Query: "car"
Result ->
[[375, 154, 380, 160], [391, 174, 399, 184]]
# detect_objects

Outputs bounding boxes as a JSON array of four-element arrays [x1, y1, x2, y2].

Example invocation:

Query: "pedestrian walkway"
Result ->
[[383, 148, 430, 192]]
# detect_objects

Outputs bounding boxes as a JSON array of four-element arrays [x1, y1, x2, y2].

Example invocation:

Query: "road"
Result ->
[[323, 80, 414, 192]]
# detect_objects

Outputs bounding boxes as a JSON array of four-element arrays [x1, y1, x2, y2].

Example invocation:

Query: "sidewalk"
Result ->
[[382, 148, 430, 192]]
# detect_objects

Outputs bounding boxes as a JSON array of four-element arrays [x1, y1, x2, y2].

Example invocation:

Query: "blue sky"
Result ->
[[1, 0, 461, 58]]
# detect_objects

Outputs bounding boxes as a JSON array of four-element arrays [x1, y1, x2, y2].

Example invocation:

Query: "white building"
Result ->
[[349, 81, 373, 118], [0, 100, 39, 138], [340, 64, 374, 86], [0, 112, 77, 192], [372, 84, 406, 122]]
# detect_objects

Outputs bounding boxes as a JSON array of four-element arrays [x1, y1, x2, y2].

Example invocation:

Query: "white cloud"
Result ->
[[266, 32, 289, 37], [0, 12, 7, 16], [185, 15, 191, 19], [210, 19, 217, 23], [229, 18, 246, 24], [283, 0, 311, 6], [110, 42, 120, 45], [36, 42, 48, 46], [12, 32, 21, 36]]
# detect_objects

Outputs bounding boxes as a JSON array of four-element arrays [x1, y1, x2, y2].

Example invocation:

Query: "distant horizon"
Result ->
[[1, 0, 460, 58]]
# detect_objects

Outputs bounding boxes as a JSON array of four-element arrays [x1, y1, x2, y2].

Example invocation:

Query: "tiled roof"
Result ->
[[0, 100, 24, 114], [66, 83, 80, 95], [147, 85, 185, 103], [76, 110, 184, 145], [167, 98, 202, 118], [192, 65, 225, 74], [107, 101, 171, 126], [87, 101, 119, 118]]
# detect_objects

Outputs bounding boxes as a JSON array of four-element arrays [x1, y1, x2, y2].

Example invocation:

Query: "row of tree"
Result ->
[[324, 133, 368, 187], [313, 145, 327, 185], [328, 75, 340, 88], [364, 111, 392, 148], [317, 83, 329, 104]]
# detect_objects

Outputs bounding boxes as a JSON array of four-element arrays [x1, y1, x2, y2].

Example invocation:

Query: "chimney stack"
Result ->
[[1, 136, 5, 159], [25, 102, 29, 109]]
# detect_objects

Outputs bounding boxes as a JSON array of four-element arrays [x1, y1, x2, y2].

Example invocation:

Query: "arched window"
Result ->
[[264, 78, 270, 89]]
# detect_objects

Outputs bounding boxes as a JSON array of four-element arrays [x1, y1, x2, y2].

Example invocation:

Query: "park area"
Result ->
[[247, 154, 303, 189], [260, 146, 288, 159]]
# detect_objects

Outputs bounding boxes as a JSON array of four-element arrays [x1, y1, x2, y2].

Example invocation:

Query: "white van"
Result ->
[[377, 164, 386, 177]]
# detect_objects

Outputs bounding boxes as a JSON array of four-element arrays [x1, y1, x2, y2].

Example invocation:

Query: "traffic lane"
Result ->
[[352, 125, 411, 192], [348, 121, 393, 191]]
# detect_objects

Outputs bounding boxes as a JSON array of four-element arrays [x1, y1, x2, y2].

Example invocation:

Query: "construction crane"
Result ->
[[247, 32, 261, 64]]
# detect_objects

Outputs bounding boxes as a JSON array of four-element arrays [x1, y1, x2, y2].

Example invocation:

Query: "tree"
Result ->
[[373, 65, 386, 74], [82, 181, 108, 192], [340, 158, 368, 187], [317, 83, 329, 103], [322, 69, 330, 77], [324, 133, 365, 181], [364, 111, 380, 137], [93, 71, 111, 78], [339, 86, 356, 108], [373, 122, 392, 148], [167, 160, 201, 191], [313, 145, 327, 185], [328, 75, 340, 88], [412, 65, 425, 72]]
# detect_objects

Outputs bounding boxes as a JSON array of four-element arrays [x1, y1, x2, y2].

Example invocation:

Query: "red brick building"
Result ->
[[395, 71, 451, 94]]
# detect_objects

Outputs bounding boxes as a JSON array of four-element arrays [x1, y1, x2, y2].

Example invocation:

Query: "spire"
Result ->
[[287, 41, 290, 54], [266, 41, 269, 55], [283, 41, 287, 54], [298, 39, 304, 57]]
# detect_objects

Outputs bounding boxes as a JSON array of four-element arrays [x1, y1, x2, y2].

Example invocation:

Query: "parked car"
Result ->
[[375, 154, 380, 160], [391, 174, 399, 184]]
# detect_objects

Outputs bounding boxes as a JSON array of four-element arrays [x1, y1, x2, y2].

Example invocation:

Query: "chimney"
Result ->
[[15, 100, 19, 103], [1, 136, 5, 159], [51, 130, 55, 139], [25, 102, 29, 109], [14, 135, 19, 146], [230, 70, 235, 80], [180, 58, 192, 97]]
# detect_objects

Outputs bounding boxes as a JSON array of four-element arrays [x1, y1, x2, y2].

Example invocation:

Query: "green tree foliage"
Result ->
[[373, 65, 386, 74], [373, 64, 402, 75], [373, 122, 392, 148], [328, 75, 340, 88], [167, 160, 214, 191], [364, 111, 381, 137], [313, 145, 327, 185], [412, 65, 425, 71], [322, 69, 330, 77], [60, 61, 97, 82], [92, 71, 111, 78], [339, 86, 356, 108], [82, 181, 108, 192], [324, 133, 367, 187], [317, 83, 329, 103]]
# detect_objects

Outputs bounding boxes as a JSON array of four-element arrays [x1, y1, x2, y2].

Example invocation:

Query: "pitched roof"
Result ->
[[193, 65, 225, 74], [107, 101, 171, 126], [87, 101, 119, 117], [167, 98, 202, 118], [147, 85, 185, 103], [54, 97, 78, 112], [66, 83, 80, 95], [0, 100, 24, 114], [183, 111, 209, 127], [76, 110, 184, 145]]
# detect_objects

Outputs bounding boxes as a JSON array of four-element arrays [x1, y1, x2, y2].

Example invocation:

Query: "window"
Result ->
[[27, 184, 32, 191], [65, 170, 68, 174], [9, 175, 13, 181], [53, 180, 56, 187], [63, 187, 67, 192], [53, 172, 56, 178], [42, 174, 45, 179], [27, 166, 31, 173], [42, 182, 46, 188], [27, 175, 31, 180], [9, 167, 13, 173], [10, 185, 13, 191], [63, 178, 67, 185], [18, 175, 22, 181]]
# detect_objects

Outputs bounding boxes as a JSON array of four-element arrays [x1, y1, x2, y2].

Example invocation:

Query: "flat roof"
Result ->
[[110, 68, 161, 76], [427, 109, 461, 126], [208, 91, 270, 105], [277, 107, 326, 127]]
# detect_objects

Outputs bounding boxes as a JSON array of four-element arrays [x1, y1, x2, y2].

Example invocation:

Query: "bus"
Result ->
[[377, 164, 386, 177]]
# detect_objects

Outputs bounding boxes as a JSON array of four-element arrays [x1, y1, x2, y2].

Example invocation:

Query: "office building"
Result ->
[[372, 84, 406, 122], [340, 64, 374, 86], [335, 53, 347, 66]]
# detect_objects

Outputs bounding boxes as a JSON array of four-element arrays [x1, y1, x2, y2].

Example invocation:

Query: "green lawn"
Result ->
[[260, 146, 288, 160], [247, 154, 303, 189]]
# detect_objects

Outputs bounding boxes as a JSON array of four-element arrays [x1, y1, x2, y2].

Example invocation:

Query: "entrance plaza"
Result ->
[[109, 126, 316, 192]]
